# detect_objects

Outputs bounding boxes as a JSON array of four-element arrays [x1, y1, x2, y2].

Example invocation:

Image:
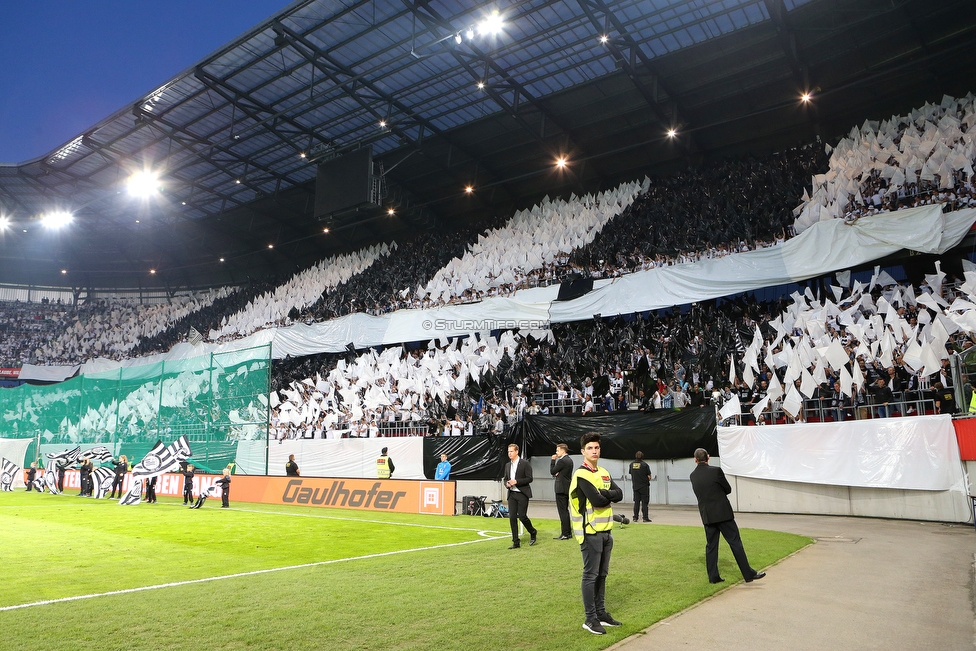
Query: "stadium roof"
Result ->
[[1, 0, 974, 290]]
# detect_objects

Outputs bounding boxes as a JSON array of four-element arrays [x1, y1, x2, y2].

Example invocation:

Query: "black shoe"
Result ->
[[554, 535, 572, 540], [598, 613, 622, 627], [508, 543, 520, 549], [745, 571, 766, 582], [529, 536, 537, 546], [710, 578, 725, 584], [582, 620, 606, 635]]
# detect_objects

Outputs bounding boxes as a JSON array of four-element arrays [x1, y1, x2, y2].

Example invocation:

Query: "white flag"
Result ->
[[718, 395, 741, 421]]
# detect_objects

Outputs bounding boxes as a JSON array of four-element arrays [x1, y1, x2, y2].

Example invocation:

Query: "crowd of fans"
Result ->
[[794, 93, 976, 229]]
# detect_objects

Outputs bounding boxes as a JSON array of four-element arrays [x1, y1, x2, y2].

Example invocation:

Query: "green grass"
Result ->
[[0, 491, 810, 651]]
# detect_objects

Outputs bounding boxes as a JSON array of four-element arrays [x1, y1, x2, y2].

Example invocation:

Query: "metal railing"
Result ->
[[720, 392, 940, 425]]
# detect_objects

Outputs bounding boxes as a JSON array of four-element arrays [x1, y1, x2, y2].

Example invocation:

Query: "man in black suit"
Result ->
[[503, 443, 537, 549], [689, 448, 765, 584], [550, 443, 573, 540]]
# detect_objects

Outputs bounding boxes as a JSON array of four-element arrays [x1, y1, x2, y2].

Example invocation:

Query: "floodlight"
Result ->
[[555, 157, 567, 168], [464, 186, 474, 194], [455, 32, 463, 44], [801, 93, 812, 102], [466, 28, 475, 40], [477, 81, 485, 89], [387, 207, 396, 216], [667, 129, 677, 138], [477, 11, 504, 36], [0, 216, 9, 230], [127, 171, 161, 198], [41, 211, 73, 229], [599, 35, 608, 43]]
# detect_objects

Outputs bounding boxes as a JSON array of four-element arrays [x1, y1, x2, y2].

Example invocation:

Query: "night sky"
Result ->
[[0, 1, 289, 164]]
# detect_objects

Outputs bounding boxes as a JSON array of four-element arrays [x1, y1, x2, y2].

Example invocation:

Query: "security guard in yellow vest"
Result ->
[[376, 447, 395, 479], [569, 432, 623, 635]]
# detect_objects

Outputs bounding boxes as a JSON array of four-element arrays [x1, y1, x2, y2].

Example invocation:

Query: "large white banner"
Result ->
[[718, 415, 966, 491]]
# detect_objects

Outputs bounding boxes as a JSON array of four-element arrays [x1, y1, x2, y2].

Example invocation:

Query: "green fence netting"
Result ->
[[0, 344, 271, 474]]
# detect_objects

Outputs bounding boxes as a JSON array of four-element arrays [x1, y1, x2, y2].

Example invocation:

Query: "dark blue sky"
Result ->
[[0, 1, 289, 164]]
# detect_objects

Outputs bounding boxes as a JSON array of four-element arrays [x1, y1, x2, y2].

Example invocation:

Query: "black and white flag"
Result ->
[[46, 446, 81, 467], [43, 468, 59, 494], [119, 479, 143, 506], [82, 446, 113, 463], [0, 458, 21, 491], [189, 483, 221, 509], [131, 436, 193, 479], [187, 327, 204, 346], [91, 467, 115, 499]]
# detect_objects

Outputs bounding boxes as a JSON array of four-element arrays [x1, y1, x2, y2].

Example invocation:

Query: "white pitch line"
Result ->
[[226, 505, 510, 535], [0, 534, 508, 613]]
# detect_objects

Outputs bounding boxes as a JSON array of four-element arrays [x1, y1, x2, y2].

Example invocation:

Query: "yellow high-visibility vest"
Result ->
[[376, 456, 391, 479], [569, 464, 613, 544]]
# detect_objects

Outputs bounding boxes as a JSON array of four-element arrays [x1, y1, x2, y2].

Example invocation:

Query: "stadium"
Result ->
[[1, 0, 975, 649]]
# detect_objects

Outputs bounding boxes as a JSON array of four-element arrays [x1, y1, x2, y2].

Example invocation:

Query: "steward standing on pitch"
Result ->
[[570, 432, 623, 635], [376, 447, 395, 478], [629, 451, 652, 522]]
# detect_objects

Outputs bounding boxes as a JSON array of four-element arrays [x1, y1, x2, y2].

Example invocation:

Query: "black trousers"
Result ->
[[183, 485, 193, 504], [507, 491, 537, 544], [633, 486, 649, 521], [56, 469, 65, 492], [110, 475, 124, 497], [704, 518, 756, 582], [555, 492, 572, 537], [221, 489, 230, 508], [581, 530, 613, 620]]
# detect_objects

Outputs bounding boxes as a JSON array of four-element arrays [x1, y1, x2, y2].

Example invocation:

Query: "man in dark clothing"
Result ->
[[869, 377, 894, 418], [629, 452, 652, 522], [285, 455, 300, 477], [550, 443, 574, 540], [109, 456, 128, 499], [182, 464, 195, 505], [933, 382, 957, 415], [503, 443, 537, 548], [690, 448, 764, 584]]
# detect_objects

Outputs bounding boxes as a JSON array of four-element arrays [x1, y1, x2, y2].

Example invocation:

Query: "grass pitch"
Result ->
[[0, 491, 810, 651]]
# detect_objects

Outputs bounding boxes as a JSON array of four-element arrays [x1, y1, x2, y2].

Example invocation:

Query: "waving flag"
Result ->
[[119, 479, 144, 506], [43, 469, 59, 494], [0, 458, 21, 491], [82, 446, 113, 463], [46, 446, 81, 467], [91, 467, 115, 499], [131, 436, 192, 479], [189, 483, 221, 509]]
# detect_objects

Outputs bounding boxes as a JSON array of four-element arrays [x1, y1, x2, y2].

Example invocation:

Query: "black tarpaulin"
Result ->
[[423, 408, 716, 479]]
